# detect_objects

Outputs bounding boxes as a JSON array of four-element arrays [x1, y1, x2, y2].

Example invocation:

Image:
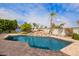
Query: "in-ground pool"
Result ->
[[5, 35, 72, 51]]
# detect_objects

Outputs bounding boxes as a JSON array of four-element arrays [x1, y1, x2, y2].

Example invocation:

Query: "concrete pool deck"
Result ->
[[0, 33, 79, 56], [0, 34, 67, 56], [50, 35, 79, 56], [27, 33, 79, 56]]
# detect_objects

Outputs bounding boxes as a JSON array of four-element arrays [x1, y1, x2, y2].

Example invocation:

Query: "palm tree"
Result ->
[[49, 12, 56, 34], [59, 23, 65, 28], [58, 23, 65, 35]]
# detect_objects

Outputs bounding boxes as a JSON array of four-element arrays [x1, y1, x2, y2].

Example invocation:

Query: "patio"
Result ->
[[0, 39, 67, 56], [0, 33, 79, 56]]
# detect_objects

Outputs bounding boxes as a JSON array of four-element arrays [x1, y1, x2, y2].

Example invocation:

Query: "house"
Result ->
[[72, 27, 79, 34], [52, 28, 66, 36]]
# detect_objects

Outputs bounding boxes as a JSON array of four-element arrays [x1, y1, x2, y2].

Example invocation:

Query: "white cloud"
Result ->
[[56, 15, 73, 28], [26, 13, 50, 27], [0, 8, 26, 20], [23, 4, 50, 27], [0, 4, 77, 28]]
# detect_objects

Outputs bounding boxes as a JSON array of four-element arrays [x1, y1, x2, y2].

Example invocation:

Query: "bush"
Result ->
[[0, 29, 2, 33], [0, 19, 17, 33], [72, 33, 79, 40], [20, 22, 32, 33]]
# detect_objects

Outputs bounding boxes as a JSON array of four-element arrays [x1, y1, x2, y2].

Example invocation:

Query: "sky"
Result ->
[[0, 3, 79, 28]]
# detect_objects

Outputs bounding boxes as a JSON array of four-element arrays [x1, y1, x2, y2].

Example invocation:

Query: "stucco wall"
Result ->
[[52, 29, 66, 36], [73, 28, 79, 34], [42, 29, 66, 36]]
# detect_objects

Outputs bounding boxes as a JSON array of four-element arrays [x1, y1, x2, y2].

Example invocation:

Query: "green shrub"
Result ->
[[20, 22, 32, 33], [72, 33, 79, 40], [0, 29, 2, 33], [0, 19, 18, 33]]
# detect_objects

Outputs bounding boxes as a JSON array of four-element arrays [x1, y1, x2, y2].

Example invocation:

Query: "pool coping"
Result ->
[[4, 33, 79, 56]]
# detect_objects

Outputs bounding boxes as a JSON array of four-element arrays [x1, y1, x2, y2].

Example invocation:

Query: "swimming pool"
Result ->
[[5, 35, 72, 51]]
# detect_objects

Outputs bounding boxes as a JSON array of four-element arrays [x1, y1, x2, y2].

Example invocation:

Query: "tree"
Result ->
[[0, 19, 18, 33], [12, 20, 17, 30], [49, 12, 56, 34], [32, 23, 37, 29], [32, 23, 39, 29], [7, 20, 18, 33], [58, 23, 65, 35], [20, 22, 32, 33]]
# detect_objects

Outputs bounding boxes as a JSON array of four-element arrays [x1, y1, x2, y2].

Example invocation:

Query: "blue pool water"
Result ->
[[5, 35, 72, 51]]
